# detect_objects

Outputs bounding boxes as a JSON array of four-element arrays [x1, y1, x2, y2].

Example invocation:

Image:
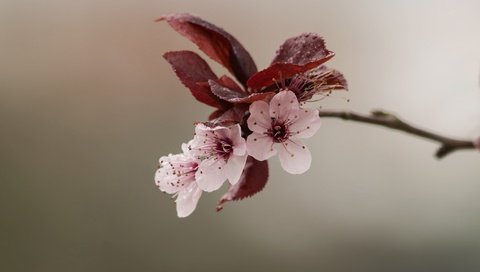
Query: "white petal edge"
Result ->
[[230, 124, 247, 156], [224, 154, 248, 185], [246, 132, 277, 161], [195, 158, 227, 192], [247, 101, 271, 133], [269, 90, 300, 122], [276, 139, 311, 174], [176, 183, 202, 218], [289, 108, 321, 139]]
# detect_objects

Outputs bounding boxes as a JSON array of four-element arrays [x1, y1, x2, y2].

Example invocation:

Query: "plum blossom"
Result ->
[[156, 13, 348, 212], [155, 144, 202, 218], [246, 90, 321, 174], [189, 123, 247, 192]]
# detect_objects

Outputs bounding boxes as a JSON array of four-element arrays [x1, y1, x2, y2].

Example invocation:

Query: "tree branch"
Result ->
[[319, 110, 476, 159]]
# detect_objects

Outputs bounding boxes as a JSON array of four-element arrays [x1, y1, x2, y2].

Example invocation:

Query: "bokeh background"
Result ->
[[2, 0, 480, 271]]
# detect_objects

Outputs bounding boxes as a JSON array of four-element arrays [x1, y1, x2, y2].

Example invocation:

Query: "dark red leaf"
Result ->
[[216, 157, 269, 211], [158, 13, 257, 86], [210, 79, 274, 104], [247, 33, 334, 90], [208, 105, 247, 123], [208, 109, 225, 120], [272, 33, 332, 65], [209, 79, 244, 101], [217, 75, 243, 93], [163, 50, 223, 108]]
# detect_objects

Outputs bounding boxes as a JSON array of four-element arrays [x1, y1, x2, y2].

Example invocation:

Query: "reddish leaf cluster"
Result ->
[[157, 13, 347, 210]]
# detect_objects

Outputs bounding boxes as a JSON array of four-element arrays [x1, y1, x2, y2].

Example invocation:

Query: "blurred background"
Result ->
[[1, 0, 480, 271]]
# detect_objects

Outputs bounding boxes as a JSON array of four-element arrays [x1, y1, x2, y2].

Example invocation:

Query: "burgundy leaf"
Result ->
[[209, 79, 244, 101], [210, 79, 274, 104], [208, 105, 247, 123], [163, 50, 223, 108], [216, 157, 269, 211], [208, 109, 226, 120], [217, 75, 243, 93], [158, 13, 257, 86], [233, 92, 275, 103], [247, 33, 334, 90], [272, 33, 332, 65]]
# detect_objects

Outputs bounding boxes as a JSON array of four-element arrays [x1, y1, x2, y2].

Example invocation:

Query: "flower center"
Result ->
[[216, 139, 233, 158], [269, 122, 289, 143]]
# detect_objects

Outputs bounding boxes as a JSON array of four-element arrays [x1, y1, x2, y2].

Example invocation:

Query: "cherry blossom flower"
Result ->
[[246, 90, 321, 174], [189, 123, 247, 192], [157, 13, 346, 211], [155, 144, 202, 218]]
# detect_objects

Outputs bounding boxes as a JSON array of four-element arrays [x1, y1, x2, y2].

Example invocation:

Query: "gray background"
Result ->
[[2, 0, 480, 271]]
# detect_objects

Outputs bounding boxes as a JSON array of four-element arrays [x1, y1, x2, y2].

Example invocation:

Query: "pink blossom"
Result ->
[[155, 144, 202, 218], [246, 90, 321, 174], [189, 123, 247, 192]]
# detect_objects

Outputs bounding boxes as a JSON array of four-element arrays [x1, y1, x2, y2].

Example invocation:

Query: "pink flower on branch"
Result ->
[[189, 123, 247, 192], [155, 13, 347, 214], [246, 90, 321, 174], [155, 144, 202, 218]]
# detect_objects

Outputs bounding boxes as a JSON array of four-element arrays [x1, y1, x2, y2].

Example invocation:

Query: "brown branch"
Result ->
[[319, 109, 476, 159]]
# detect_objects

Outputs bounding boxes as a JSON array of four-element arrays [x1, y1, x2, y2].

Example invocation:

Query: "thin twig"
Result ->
[[319, 109, 475, 158]]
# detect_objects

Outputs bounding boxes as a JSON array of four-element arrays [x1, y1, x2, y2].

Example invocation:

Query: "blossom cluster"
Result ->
[[155, 13, 347, 217]]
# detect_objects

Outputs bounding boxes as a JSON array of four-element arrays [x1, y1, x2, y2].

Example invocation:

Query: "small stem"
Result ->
[[319, 110, 475, 159]]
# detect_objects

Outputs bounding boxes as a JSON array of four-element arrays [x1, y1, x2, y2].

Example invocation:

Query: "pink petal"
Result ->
[[269, 90, 299, 122], [216, 157, 269, 211], [224, 154, 248, 185], [246, 132, 276, 161], [289, 108, 321, 139], [194, 123, 229, 143], [229, 124, 247, 156], [176, 183, 202, 218], [195, 158, 227, 192], [247, 101, 271, 133], [276, 139, 311, 174], [155, 154, 187, 194], [155, 169, 178, 194], [195, 122, 221, 135]]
